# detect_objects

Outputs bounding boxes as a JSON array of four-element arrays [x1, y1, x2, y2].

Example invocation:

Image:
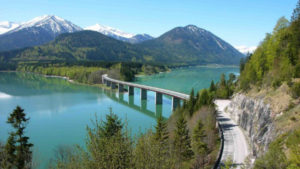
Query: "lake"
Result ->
[[0, 66, 239, 168]]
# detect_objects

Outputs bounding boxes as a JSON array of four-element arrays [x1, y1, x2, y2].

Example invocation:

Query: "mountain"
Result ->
[[0, 31, 144, 62], [138, 25, 244, 64], [0, 25, 243, 65], [0, 15, 82, 51], [127, 34, 153, 44], [0, 21, 19, 34], [234, 45, 257, 55], [84, 24, 153, 43]]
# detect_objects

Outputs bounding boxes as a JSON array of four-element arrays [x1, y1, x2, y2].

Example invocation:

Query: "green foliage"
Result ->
[[1, 106, 33, 169], [291, 82, 300, 98], [239, 14, 300, 90], [173, 115, 194, 164], [86, 111, 133, 169], [254, 139, 288, 169], [192, 120, 208, 169]]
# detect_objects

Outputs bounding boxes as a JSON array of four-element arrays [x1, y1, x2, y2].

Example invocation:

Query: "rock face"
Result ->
[[226, 94, 276, 157]]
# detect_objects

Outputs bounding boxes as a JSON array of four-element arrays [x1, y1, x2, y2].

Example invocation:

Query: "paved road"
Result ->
[[215, 100, 250, 169]]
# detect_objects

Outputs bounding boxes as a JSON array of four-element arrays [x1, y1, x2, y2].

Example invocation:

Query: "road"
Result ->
[[215, 100, 250, 169]]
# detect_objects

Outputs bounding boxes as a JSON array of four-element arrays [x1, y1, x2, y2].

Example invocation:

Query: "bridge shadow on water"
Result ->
[[103, 88, 167, 120]]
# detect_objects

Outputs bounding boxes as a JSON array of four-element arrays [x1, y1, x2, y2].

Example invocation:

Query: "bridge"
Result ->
[[102, 74, 189, 111]]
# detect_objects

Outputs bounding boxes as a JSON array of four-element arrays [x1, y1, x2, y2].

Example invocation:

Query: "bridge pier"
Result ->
[[172, 97, 180, 111], [141, 88, 147, 100], [155, 92, 163, 105], [129, 95, 134, 105], [129, 86, 134, 96], [111, 82, 117, 89], [119, 84, 124, 93], [106, 80, 111, 87]]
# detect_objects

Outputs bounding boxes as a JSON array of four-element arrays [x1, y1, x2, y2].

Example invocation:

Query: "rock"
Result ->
[[226, 94, 276, 157]]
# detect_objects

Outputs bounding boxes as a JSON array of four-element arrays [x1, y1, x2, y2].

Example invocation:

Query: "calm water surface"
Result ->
[[136, 66, 239, 94], [0, 66, 238, 168]]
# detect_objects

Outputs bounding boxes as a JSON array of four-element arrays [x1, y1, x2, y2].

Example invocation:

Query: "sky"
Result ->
[[0, 0, 298, 47]]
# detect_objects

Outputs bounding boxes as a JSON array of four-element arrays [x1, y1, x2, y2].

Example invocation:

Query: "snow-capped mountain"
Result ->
[[7, 15, 82, 35], [234, 45, 257, 55], [85, 24, 153, 44], [0, 15, 82, 51], [0, 21, 19, 34]]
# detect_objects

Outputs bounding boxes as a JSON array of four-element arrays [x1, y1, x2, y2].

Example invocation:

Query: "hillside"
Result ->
[[0, 25, 243, 66], [138, 25, 244, 65], [231, 7, 300, 168]]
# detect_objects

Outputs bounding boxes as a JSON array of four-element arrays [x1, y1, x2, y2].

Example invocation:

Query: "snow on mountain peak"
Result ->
[[84, 23, 135, 38], [0, 21, 19, 34], [8, 15, 82, 34], [234, 45, 257, 55]]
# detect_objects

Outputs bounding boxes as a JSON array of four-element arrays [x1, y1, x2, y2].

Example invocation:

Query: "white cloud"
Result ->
[[234, 45, 257, 55]]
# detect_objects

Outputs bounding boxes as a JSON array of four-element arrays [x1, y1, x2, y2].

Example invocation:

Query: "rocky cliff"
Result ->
[[225, 94, 276, 157]]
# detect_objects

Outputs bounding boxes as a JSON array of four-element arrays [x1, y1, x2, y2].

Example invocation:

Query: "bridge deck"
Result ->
[[102, 74, 189, 100]]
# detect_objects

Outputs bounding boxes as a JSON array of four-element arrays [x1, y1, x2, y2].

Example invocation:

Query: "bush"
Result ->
[[291, 82, 300, 98]]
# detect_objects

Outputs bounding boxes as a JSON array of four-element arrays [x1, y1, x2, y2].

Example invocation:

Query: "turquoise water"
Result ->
[[0, 72, 168, 168], [136, 66, 239, 94], [0, 66, 239, 168]]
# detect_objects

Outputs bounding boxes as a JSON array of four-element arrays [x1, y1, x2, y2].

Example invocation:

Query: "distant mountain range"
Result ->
[[0, 15, 82, 51], [0, 23, 243, 65], [84, 24, 153, 44], [0, 15, 153, 52]]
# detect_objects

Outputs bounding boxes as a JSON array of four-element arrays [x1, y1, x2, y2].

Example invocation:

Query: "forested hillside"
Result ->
[[0, 25, 243, 66], [237, 3, 300, 168]]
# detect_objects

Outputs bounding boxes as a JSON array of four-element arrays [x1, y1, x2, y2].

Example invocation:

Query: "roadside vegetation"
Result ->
[[236, 1, 300, 168]]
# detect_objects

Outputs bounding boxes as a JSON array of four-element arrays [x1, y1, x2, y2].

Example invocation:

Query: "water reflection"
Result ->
[[104, 89, 165, 119]]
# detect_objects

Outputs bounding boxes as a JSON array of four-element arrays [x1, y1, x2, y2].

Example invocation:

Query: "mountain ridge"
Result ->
[[0, 25, 243, 65]]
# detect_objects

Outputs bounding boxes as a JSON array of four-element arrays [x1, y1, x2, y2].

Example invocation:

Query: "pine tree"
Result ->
[[209, 80, 216, 92], [173, 115, 193, 165], [5, 106, 33, 169], [192, 120, 208, 169], [292, 0, 300, 21], [188, 89, 196, 115], [153, 116, 169, 168]]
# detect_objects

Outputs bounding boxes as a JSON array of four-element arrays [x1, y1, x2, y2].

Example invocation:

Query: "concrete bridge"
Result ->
[[102, 74, 189, 111]]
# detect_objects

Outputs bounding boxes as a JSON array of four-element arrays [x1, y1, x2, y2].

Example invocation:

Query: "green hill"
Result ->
[[0, 25, 243, 66]]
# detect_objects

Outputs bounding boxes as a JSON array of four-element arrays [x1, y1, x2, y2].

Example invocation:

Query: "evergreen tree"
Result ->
[[153, 116, 169, 168], [154, 116, 169, 146], [173, 115, 193, 165], [292, 0, 300, 21], [86, 111, 133, 169], [188, 89, 196, 115], [100, 110, 123, 137], [5, 106, 33, 169], [209, 80, 216, 92], [220, 73, 226, 87], [192, 120, 208, 169]]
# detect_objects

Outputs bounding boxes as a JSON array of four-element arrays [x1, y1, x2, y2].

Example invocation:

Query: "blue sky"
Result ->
[[0, 0, 298, 47]]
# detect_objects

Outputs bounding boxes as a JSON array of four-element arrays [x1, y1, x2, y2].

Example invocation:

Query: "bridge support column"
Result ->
[[155, 92, 163, 105], [141, 88, 147, 100], [106, 80, 110, 87], [172, 97, 180, 111], [119, 84, 124, 93], [129, 96, 134, 105], [111, 82, 117, 89], [128, 86, 134, 96]]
